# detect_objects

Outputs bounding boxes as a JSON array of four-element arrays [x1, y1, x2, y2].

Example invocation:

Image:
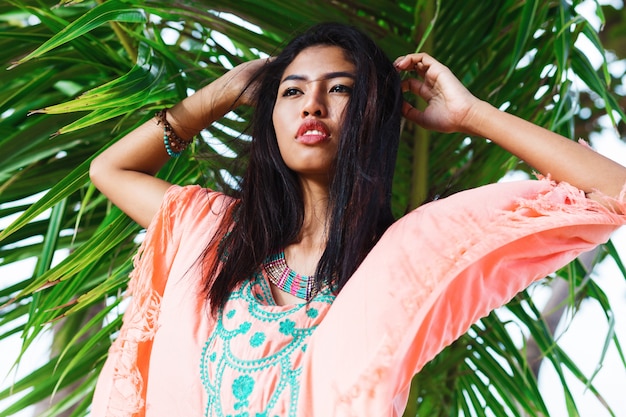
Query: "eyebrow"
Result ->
[[280, 71, 356, 84]]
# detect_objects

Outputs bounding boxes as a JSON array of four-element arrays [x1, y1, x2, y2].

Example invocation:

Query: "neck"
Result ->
[[284, 177, 330, 275], [299, 177, 330, 244]]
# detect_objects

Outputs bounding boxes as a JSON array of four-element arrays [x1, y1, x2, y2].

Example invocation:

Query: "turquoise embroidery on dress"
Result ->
[[200, 271, 334, 417], [250, 332, 265, 348], [278, 319, 295, 336], [232, 375, 255, 409], [239, 321, 252, 334], [305, 308, 318, 319]]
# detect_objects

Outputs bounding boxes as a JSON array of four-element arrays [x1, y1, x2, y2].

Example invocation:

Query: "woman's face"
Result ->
[[272, 45, 356, 184]]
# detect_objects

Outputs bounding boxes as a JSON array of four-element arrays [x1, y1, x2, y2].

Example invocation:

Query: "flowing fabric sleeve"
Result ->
[[91, 185, 230, 417], [297, 179, 626, 417]]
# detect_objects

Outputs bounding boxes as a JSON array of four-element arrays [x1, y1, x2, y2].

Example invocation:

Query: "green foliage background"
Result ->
[[0, 0, 625, 416]]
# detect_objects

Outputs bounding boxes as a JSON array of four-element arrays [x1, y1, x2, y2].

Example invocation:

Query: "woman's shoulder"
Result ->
[[165, 183, 232, 202], [147, 184, 237, 237], [163, 184, 236, 214]]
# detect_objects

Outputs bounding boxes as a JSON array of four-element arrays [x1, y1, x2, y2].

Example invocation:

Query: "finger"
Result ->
[[394, 53, 424, 68], [393, 52, 433, 71], [393, 55, 405, 70], [393, 54, 420, 70], [401, 78, 433, 101], [401, 78, 419, 93], [401, 101, 426, 126]]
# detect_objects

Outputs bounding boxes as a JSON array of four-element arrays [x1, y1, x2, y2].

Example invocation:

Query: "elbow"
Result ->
[[89, 153, 112, 194], [89, 155, 102, 189]]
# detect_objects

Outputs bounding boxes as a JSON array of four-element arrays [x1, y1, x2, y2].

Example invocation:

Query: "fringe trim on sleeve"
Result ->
[[94, 186, 232, 417], [101, 222, 164, 417], [323, 179, 626, 416]]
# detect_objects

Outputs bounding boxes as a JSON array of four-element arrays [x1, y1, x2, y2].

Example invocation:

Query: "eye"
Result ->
[[330, 84, 353, 94], [281, 87, 302, 97]]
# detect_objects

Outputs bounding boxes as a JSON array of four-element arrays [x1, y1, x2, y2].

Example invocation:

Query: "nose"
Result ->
[[301, 87, 327, 118]]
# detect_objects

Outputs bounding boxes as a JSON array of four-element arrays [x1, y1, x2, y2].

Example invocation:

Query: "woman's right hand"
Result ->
[[223, 58, 270, 108], [89, 57, 271, 229], [170, 57, 270, 137]]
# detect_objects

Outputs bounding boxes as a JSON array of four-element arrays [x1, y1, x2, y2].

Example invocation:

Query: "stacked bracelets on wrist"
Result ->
[[155, 108, 193, 157]]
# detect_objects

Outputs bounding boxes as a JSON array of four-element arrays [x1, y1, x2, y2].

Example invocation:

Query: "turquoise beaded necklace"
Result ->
[[263, 251, 314, 300]]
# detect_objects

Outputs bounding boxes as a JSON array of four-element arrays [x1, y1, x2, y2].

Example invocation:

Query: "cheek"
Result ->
[[332, 98, 350, 130], [271, 107, 287, 156], [272, 104, 290, 140], [271, 103, 280, 129]]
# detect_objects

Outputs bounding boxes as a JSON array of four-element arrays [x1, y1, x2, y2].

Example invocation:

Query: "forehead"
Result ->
[[282, 45, 355, 79]]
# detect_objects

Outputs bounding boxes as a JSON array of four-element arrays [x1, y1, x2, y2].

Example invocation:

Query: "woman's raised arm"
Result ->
[[89, 59, 266, 228], [395, 53, 626, 210]]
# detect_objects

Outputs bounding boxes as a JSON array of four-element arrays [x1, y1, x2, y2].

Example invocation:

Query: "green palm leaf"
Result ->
[[9, 0, 144, 66]]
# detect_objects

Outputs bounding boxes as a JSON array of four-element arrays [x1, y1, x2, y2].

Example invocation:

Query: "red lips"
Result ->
[[296, 120, 330, 145]]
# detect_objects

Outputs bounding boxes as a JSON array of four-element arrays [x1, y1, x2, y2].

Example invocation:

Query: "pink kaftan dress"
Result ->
[[91, 178, 626, 416]]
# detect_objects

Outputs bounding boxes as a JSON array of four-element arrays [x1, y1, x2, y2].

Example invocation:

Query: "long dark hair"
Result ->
[[204, 22, 402, 312]]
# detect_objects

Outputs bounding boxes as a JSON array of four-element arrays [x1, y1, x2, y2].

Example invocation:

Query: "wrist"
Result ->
[[167, 79, 233, 138], [459, 99, 494, 137], [155, 109, 193, 158], [166, 101, 202, 140], [161, 61, 260, 142]]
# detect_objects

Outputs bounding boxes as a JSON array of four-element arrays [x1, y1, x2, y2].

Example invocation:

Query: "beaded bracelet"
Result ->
[[155, 108, 192, 157]]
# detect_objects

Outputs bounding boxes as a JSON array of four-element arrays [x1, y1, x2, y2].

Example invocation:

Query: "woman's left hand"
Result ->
[[394, 53, 481, 134], [395, 55, 626, 207]]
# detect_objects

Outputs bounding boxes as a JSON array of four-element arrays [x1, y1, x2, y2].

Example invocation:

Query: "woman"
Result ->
[[89, 22, 626, 416]]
